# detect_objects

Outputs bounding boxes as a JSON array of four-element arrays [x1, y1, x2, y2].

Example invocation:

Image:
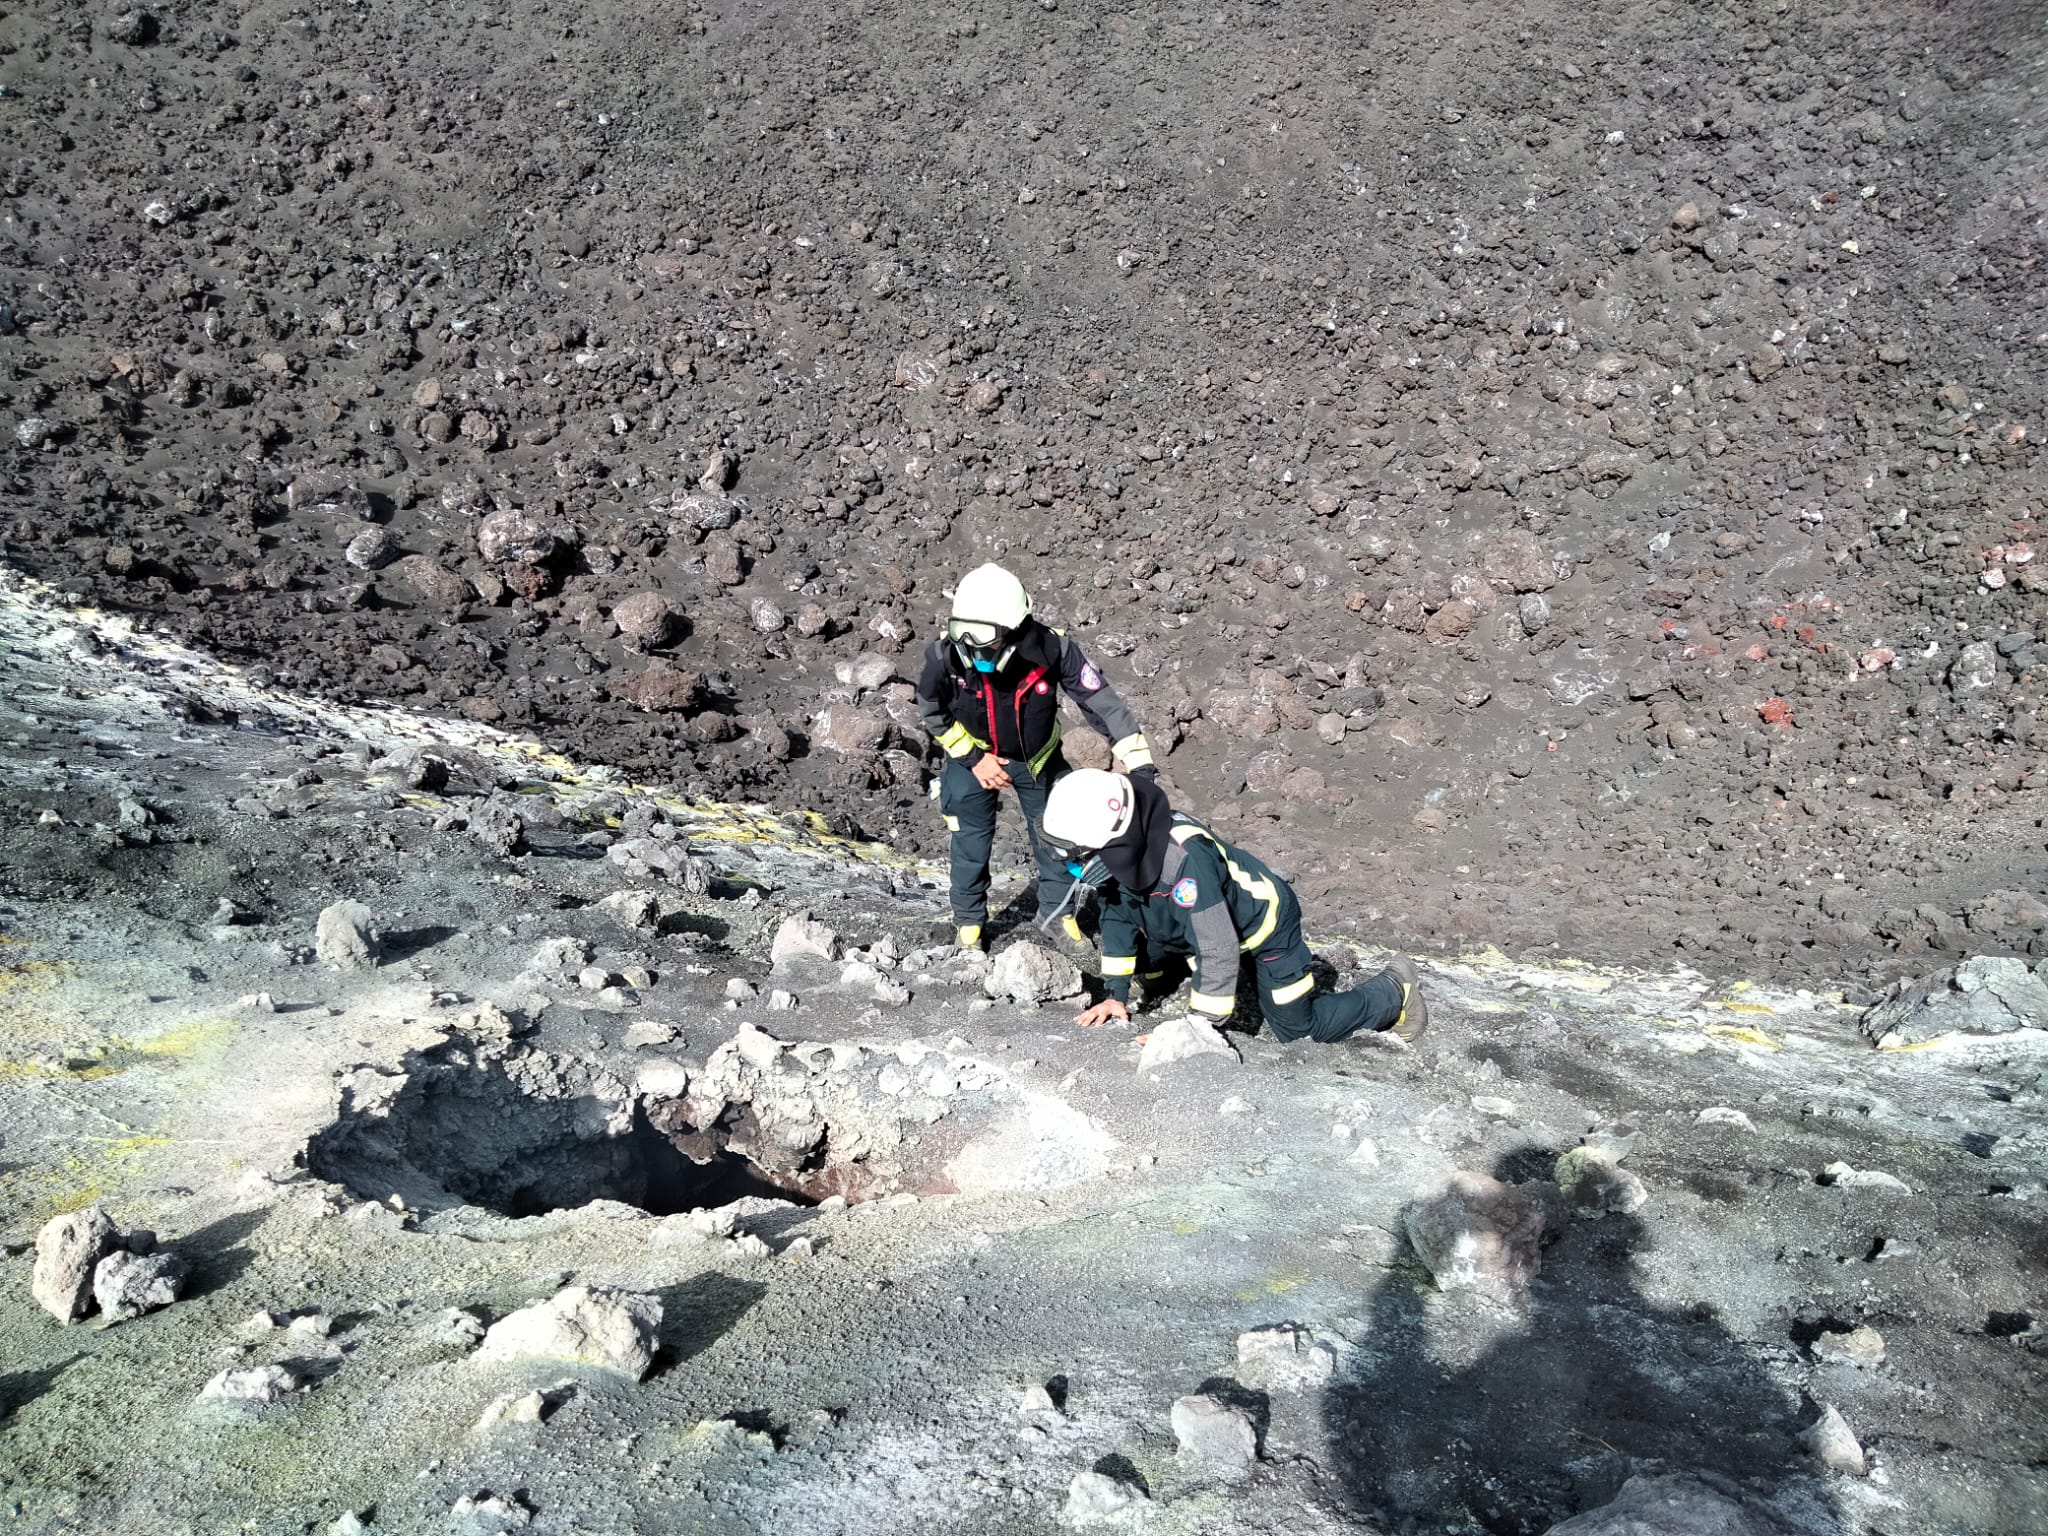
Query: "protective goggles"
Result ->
[[947, 618, 1016, 672], [1039, 832, 1100, 879]]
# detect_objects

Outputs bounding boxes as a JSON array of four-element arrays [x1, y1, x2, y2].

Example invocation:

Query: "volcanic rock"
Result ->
[[92, 1248, 188, 1323], [984, 941, 1084, 1005], [1136, 1016, 1240, 1071], [1064, 1470, 1149, 1524], [1170, 1393, 1257, 1477], [1860, 956, 2048, 1046], [1812, 1325, 1886, 1369], [475, 508, 554, 565], [1405, 1171, 1545, 1299], [474, 1285, 662, 1380], [1555, 1146, 1649, 1218], [32, 1206, 122, 1323], [1542, 1472, 1789, 1534], [1802, 1404, 1866, 1475], [1236, 1324, 1335, 1389], [770, 912, 842, 966], [316, 900, 383, 970], [612, 591, 681, 647], [607, 662, 705, 713], [201, 1364, 299, 1403]]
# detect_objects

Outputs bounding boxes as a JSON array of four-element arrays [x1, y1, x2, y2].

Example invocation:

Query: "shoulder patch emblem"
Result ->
[[1171, 877, 1199, 908], [1079, 662, 1103, 691]]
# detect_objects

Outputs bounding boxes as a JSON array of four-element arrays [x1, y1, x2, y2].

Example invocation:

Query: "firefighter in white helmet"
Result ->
[[915, 563, 1155, 951], [1039, 768, 1428, 1044]]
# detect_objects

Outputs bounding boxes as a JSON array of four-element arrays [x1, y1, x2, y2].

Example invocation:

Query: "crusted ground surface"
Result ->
[[1, 579, 2043, 1536]]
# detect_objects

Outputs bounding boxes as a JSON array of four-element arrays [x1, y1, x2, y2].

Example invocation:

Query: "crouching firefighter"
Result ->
[[916, 562, 1156, 951], [1039, 769, 1428, 1045]]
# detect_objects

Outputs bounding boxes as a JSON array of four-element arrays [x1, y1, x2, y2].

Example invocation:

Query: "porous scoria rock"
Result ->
[[1136, 1016, 1241, 1071], [315, 899, 382, 970], [1170, 1393, 1257, 1477], [92, 1248, 189, 1323], [1541, 1472, 1789, 1534], [1405, 1171, 1545, 1299], [1860, 955, 2048, 1047], [984, 941, 1084, 1005], [612, 590, 681, 647], [475, 508, 554, 564], [811, 704, 890, 755], [1064, 1470, 1150, 1525], [1237, 1323, 1334, 1389], [770, 912, 842, 966], [1555, 1145, 1649, 1217], [606, 661, 705, 713], [474, 1285, 663, 1380], [32, 1206, 121, 1322]]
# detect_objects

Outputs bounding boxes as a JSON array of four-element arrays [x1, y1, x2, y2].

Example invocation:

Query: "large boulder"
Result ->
[[316, 899, 383, 970], [1405, 1171, 1546, 1300], [1542, 1473, 1788, 1534], [984, 941, 1084, 1005], [1860, 956, 2048, 1047], [92, 1249, 189, 1323], [474, 1285, 663, 1380], [32, 1207, 122, 1323]]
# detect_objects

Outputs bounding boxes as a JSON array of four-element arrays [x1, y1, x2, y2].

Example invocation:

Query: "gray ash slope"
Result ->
[[0, 582, 2043, 1536], [1, 0, 2045, 980]]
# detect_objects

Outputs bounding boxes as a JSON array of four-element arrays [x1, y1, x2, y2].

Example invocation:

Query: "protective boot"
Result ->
[[955, 923, 985, 952], [1383, 955, 1428, 1043], [1057, 915, 1088, 947]]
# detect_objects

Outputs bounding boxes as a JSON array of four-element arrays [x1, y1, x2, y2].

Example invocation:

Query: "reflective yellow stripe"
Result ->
[[1112, 733, 1153, 769], [943, 815, 960, 832], [936, 722, 979, 758], [1027, 718, 1064, 775], [1171, 824, 1281, 951], [1189, 991, 1235, 1017], [1101, 955, 1137, 977], [1238, 881, 1280, 950], [1272, 972, 1316, 1005]]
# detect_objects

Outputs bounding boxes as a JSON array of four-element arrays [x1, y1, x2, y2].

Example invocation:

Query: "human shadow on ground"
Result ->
[[1320, 1162, 1804, 1534], [648, 1272, 769, 1379], [0, 1355, 81, 1423]]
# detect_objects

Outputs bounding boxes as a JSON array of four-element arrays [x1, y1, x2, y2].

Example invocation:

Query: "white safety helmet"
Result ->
[[947, 562, 1031, 673], [1041, 769, 1136, 860]]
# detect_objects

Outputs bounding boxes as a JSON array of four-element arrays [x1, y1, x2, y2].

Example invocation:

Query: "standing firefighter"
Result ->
[[916, 563, 1155, 951], [1040, 768, 1429, 1045]]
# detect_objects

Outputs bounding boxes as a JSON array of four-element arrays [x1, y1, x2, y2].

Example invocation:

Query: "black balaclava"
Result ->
[[1099, 772, 1174, 894]]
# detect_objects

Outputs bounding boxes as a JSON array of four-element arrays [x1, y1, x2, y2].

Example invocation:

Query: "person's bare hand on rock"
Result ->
[[1074, 999, 1129, 1029]]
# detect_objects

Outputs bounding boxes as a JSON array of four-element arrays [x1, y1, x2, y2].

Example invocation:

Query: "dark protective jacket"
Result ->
[[914, 618, 1151, 775], [1098, 814, 1289, 1019]]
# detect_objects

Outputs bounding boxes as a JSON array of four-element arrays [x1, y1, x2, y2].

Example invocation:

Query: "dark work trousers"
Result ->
[[1253, 890, 1404, 1042], [1124, 890, 1403, 1043], [938, 750, 1069, 926]]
